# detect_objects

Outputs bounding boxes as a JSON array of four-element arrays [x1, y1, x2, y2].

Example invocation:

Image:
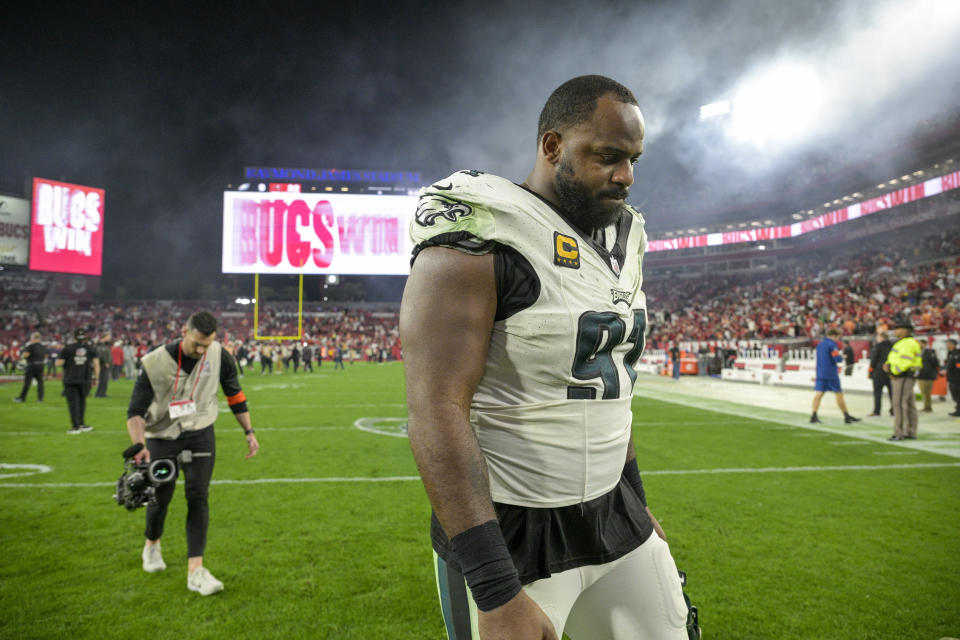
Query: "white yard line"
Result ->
[[3, 462, 958, 489], [0, 425, 359, 436]]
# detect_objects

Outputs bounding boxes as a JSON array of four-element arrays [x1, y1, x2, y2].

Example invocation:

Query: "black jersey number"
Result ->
[[569, 309, 646, 400]]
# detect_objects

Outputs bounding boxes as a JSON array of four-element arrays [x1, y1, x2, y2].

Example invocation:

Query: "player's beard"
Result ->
[[553, 158, 627, 233]]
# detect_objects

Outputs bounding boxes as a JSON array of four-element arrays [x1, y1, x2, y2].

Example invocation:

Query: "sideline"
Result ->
[[633, 377, 960, 459]]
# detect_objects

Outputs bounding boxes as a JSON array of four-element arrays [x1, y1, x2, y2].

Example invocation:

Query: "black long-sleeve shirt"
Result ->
[[21, 342, 46, 365], [127, 341, 248, 419]]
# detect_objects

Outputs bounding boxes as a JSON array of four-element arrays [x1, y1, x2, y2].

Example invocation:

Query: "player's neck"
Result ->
[[522, 167, 560, 210]]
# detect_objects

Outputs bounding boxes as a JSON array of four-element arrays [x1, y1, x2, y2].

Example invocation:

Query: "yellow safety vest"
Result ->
[[886, 336, 922, 377]]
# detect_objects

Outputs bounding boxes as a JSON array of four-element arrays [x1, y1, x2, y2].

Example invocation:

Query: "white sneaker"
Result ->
[[142, 542, 166, 573], [187, 567, 224, 596]]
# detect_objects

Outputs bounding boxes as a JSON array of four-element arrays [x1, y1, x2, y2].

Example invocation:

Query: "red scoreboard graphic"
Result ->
[[29, 178, 105, 276]]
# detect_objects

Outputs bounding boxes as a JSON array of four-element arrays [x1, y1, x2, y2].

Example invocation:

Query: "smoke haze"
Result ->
[[1, 0, 957, 282]]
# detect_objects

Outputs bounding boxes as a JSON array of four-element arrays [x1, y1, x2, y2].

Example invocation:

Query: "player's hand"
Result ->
[[477, 590, 557, 640], [244, 432, 260, 459], [133, 447, 150, 464]]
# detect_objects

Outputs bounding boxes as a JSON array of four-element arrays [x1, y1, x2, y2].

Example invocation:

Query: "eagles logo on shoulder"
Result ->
[[415, 197, 473, 227]]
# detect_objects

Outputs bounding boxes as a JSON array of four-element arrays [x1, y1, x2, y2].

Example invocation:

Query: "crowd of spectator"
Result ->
[[645, 226, 960, 347], [0, 303, 401, 376], [2, 222, 957, 375]]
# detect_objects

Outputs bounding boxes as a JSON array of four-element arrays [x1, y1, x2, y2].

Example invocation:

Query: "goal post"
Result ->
[[253, 273, 304, 341]]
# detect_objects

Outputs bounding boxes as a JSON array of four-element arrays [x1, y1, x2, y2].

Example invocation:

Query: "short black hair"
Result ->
[[826, 328, 840, 337], [187, 310, 218, 335], [537, 75, 639, 142]]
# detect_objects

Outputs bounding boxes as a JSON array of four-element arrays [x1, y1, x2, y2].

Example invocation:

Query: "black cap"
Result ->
[[893, 318, 913, 330], [74, 328, 87, 340]]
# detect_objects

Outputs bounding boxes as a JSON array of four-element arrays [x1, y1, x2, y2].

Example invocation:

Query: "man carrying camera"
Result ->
[[126, 310, 260, 595]]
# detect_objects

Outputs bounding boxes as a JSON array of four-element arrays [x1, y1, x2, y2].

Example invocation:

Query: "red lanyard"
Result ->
[[173, 342, 208, 401]]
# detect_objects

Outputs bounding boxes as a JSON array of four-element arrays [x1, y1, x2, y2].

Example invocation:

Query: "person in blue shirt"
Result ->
[[811, 328, 860, 424]]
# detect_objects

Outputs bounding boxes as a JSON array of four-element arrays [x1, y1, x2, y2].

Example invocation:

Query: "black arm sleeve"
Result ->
[[220, 349, 248, 414], [127, 370, 155, 419]]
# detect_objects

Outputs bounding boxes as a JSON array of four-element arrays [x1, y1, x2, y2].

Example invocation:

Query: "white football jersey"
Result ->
[[411, 170, 648, 508]]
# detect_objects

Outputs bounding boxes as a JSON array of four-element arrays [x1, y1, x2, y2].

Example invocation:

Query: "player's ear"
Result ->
[[541, 131, 562, 165]]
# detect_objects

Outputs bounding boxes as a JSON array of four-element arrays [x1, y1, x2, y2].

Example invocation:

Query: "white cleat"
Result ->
[[142, 542, 166, 573], [187, 567, 224, 596]]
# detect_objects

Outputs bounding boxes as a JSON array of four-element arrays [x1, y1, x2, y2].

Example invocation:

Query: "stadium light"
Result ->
[[725, 62, 824, 149], [699, 100, 731, 120]]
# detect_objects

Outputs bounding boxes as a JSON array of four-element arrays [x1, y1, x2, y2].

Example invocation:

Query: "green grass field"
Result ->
[[1, 362, 958, 639]]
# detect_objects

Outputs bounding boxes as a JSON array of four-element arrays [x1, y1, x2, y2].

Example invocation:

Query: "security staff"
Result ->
[[945, 338, 960, 417], [14, 332, 46, 403], [57, 328, 99, 434], [883, 319, 923, 441], [94, 334, 113, 398], [916, 340, 940, 412], [126, 310, 259, 596], [867, 331, 893, 416]]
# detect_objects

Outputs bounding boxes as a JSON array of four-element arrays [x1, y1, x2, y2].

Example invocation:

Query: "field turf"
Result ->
[[1, 362, 958, 639]]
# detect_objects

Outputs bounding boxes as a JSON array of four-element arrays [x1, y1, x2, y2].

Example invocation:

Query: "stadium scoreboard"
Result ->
[[28, 178, 105, 276], [221, 190, 417, 276]]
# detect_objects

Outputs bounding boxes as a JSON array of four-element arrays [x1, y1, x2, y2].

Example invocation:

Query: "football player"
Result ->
[[401, 75, 698, 640]]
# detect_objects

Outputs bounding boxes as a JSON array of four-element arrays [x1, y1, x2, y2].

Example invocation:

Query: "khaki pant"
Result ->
[[917, 378, 934, 410], [891, 376, 918, 438]]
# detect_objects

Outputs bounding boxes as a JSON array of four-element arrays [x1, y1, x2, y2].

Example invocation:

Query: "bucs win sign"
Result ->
[[29, 178, 105, 276], [221, 191, 416, 275]]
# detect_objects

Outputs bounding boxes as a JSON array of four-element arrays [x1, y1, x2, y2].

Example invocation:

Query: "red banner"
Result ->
[[648, 170, 960, 253]]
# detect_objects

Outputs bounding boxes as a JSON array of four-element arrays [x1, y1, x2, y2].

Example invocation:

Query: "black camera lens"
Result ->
[[148, 459, 177, 484]]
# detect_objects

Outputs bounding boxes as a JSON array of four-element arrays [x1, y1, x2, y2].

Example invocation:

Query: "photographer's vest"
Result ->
[[141, 342, 223, 440]]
